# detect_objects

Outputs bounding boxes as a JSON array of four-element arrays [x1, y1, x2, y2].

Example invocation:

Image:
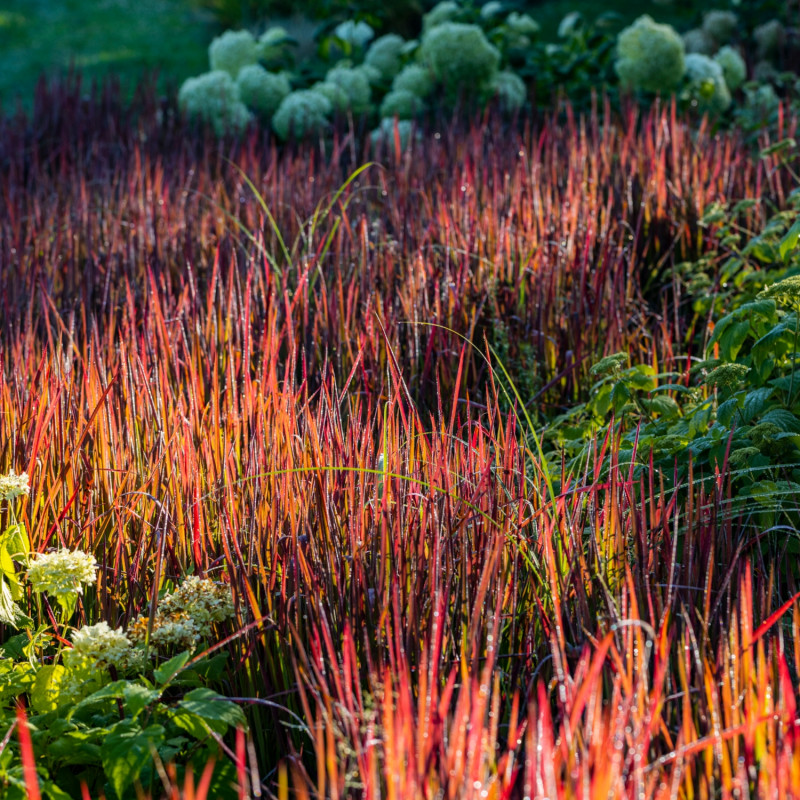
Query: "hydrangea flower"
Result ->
[[355, 63, 382, 87], [364, 34, 406, 82], [272, 90, 332, 140], [310, 81, 350, 113], [490, 70, 527, 111], [64, 622, 131, 670], [178, 71, 252, 136], [370, 118, 416, 152], [685, 53, 732, 113], [0, 470, 29, 502], [502, 11, 540, 48], [258, 26, 291, 63], [380, 89, 424, 119], [236, 65, 291, 120], [754, 19, 785, 60], [334, 20, 374, 49], [28, 549, 97, 602], [325, 66, 372, 113], [422, 1, 463, 32], [714, 46, 746, 91], [752, 60, 778, 83], [418, 23, 500, 98], [392, 64, 434, 98], [129, 577, 235, 650], [745, 83, 780, 117], [615, 15, 686, 93], [701, 10, 738, 46], [208, 30, 260, 78], [480, 2, 502, 20], [682, 28, 715, 56]]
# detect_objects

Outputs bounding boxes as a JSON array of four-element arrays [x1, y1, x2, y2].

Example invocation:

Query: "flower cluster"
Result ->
[[178, 71, 252, 136], [28, 549, 97, 602], [392, 64, 434, 98], [754, 19, 786, 60], [380, 89, 423, 119], [422, 1, 463, 32], [491, 70, 527, 111], [714, 46, 746, 92], [129, 577, 235, 651], [418, 22, 500, 98], [236, 65, 290, 121], [0, 470, 29, 502], [325, 65, 372, 113], [615, 15, 686, 93], [364, 34, 405, 81], [64, 622, 132, 670], [334, 20, 375, 50], [208, 29, 260, 78], [701, 10, 738, 47], [685, 53, 732, 113], [272, 90, 332, 140]]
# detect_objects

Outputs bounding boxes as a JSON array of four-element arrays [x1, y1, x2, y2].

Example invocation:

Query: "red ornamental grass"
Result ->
[[1, 77, 800, 797]]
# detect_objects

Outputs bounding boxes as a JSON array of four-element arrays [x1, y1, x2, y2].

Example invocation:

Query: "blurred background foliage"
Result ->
[[0, 0, 796, 110]]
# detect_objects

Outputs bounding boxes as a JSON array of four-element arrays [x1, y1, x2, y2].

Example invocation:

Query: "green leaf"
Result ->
[[0, 577, 28, 628], [780, 219, 800, 262], [719, 319, 752, 361], [178, 688, 247, 733], [101, 720, 165, 799], [31, 665, 69, 713], [154, 651, 192, 686], [1, 524, 30, 561], [760, 408, 800, 433]]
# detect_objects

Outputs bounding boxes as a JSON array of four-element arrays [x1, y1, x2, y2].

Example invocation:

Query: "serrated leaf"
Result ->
[[720, 319, 752, 361], [760, 408, 800, 433], [744, 387, 775, 421], [101, 720, 164, 799]]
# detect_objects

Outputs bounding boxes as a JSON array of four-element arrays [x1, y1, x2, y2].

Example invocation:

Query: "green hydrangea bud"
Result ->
[[615, 15, 685, 93], [418, 23, 500, 97], [209, 30, 260, 78], [380, 89, 424, 119], [365, 34, 406, 81], [272, 90, 332, 140], [179, 71, 253, 136], [713, 46, 746, 91], [236, 65, 291, 120]]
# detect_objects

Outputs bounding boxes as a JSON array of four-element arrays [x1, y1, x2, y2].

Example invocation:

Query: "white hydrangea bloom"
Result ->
[[423, 1, 463, 32], [682, 28, 715, 56], [334, 20, 374, 49], [685, 53, 732, 113], [208, 30, 260, 78], [64, 622, 131, 669], [490, 70, 527, 110], [325, 66, 372, 112], [355, 63, 382, 86], [481, 2, 502, 20], [418, 23, 500, 97], [506, 11, 540, 36], [364, 34, 405, 81], [380, 89, 424, 119], [701, 10, 738, 45], [714, 46, 746, 91], [28, 549, 97, 601], [272, 90, 332, 140], [258, 26, 291, 62], [392, 64, 434, 98], [178, 71, 252, 136], [236, 65, 291, 120], [754, 19, 785, 60], [615, 15, 685, 93], [0, 470, 29, 502], [310, 81, 350, 113]]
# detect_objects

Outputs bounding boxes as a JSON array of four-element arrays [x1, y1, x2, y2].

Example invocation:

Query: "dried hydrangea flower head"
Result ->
[[64, 621, 132, 670], [0, 470, 30, 502], [129, 576, 235, 651], [615, 15, 685, 94], [28, 549, 97, 600]]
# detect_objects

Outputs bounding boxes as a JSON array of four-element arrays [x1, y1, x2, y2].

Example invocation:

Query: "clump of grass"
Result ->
[[1, 77, 799, 796]]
